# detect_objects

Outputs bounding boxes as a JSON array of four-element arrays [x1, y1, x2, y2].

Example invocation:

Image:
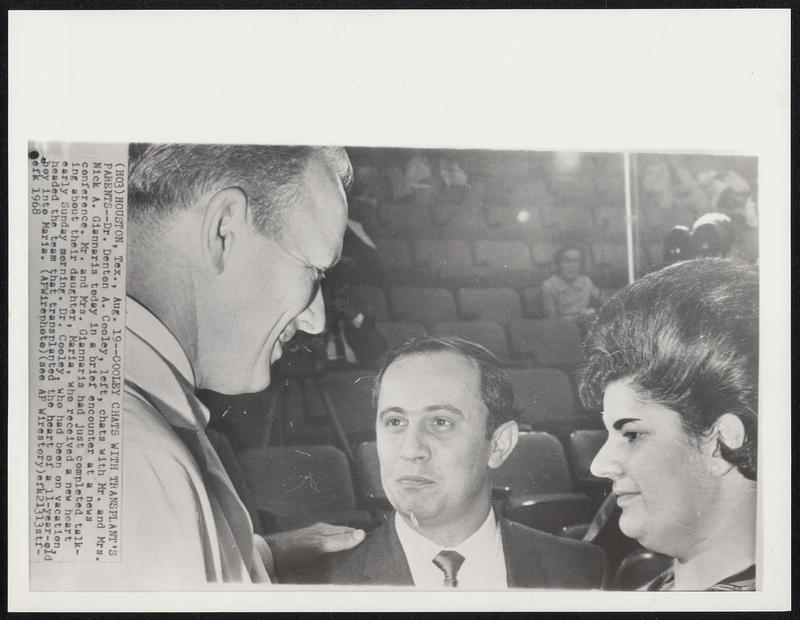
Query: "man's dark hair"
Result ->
[[579, 258, 758, 480], [373, 336, 516, 438], [127, 143, 352, 237]]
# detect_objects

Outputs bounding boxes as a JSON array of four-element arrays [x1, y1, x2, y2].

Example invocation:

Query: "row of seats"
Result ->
[[376, 237, 629, 272], [375, 318, 584, 368], [233, 430, 609, 535], [352, 284, 608, 333], [370, 199, 628, 243], [276, 366, 601, 451]]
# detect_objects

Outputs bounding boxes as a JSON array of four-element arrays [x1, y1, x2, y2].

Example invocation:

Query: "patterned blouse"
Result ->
[[641, 564, 756, 591]]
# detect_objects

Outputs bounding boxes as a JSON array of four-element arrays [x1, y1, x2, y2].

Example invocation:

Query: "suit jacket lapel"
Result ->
[[361, 516, 414, 586], [501, 519, 549, 588]]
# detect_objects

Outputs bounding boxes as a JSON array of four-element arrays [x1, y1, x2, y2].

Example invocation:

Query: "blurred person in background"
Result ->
[[541, 244, 604, 325]]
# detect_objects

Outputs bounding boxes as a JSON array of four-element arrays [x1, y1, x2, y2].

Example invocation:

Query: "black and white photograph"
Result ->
[[8, 9, 790, 613]]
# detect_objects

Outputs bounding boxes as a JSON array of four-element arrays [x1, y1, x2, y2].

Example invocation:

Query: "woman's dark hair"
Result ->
[[579, 259, 758, 480], [373, 336, 516, 438]]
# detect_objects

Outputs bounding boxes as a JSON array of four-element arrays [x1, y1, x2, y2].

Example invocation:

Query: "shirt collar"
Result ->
[[125, 296, 208, 430], [394, 507, 499, 563], [126, 296, 195, 385]]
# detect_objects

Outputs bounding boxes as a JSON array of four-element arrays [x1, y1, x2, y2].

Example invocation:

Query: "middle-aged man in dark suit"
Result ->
[[313, 336, 606, 589]]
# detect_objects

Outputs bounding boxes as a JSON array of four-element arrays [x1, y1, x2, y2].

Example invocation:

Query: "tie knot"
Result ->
[[432, 550, 466, 587]]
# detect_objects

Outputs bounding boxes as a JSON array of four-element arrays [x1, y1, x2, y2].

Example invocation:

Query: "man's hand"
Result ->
[[264, 522, 366, 576]]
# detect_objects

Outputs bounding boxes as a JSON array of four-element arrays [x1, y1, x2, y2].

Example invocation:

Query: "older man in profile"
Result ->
[[34, 144, 365, 589], [317, 337, 606, 589]]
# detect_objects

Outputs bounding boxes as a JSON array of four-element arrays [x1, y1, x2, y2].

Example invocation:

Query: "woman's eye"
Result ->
[[623, 431, 642, 443], [385, 417, 405, 428]]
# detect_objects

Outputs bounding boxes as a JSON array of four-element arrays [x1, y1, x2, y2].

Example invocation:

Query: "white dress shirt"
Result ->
[[393, 508, 508, 589]]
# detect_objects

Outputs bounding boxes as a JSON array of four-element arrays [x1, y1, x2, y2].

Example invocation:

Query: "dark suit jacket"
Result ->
[[307, 516, 606, 589]]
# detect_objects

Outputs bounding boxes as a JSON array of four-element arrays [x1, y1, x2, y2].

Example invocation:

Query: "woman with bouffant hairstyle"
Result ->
[[580, 259, 758, 591]]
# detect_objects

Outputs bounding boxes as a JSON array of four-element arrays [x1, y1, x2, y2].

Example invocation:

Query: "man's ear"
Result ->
[[201, 187, 248, 274], [705, 413, 747, 478], [488, 420, 519, 469]]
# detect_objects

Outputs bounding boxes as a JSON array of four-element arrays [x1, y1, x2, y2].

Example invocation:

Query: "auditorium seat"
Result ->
[[567, 429, 611, 503], [507, 318, 585, 369], [494, 432, 594, 534], [412, 239, 474, 277], [592, 242, 628, 272], [567, 429, 607, 482], [354, 441, 392, 523], [322, 369, 379, 445], [545, 206, 592, 232], [484, 204, 544, 237], [375, 321, 428, 351], [505, 367, 588, 435], [237, 444, 375, 532], [430, 320, 510, 360], [457, 287, 524, 321], [521, 286, 547, 319], [349, 286, 390, 321], [377, 201, 434, 234], [529, 241, 561, 268], [375, 238, 414, 269], [374, 238, 424, 285], [389, 286, 458, 323], [474, 240, 533, 271], [614, 549, 672, 591]]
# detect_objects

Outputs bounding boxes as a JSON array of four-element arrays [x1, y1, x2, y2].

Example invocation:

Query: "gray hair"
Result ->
[[127, 143, 352, 237]]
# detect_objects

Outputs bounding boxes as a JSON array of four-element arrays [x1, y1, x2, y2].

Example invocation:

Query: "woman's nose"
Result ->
[[590, 437, 624, 481]]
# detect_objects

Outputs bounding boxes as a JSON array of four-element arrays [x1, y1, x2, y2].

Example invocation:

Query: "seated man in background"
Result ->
[[541, 244, 603, 324], [322, 260, 388, 369], [315, 337, 606, 588]]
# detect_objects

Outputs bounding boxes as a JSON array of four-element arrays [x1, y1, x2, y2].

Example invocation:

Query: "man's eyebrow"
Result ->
[[422, 404, 464, 417], [378, 407, 406, 419], [611, 417, 641, 431]]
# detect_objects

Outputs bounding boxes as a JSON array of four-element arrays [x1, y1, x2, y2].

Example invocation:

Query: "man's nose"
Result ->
[[399, 422, 430, 462], [294, 287, 326, 335], [589, 437, 623, 481]]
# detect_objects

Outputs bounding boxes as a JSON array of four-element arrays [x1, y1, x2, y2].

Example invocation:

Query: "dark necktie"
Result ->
[[432, 550, 466, 587]]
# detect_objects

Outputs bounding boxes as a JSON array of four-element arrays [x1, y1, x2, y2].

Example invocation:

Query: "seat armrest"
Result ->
[[504, 492, 595, 535]]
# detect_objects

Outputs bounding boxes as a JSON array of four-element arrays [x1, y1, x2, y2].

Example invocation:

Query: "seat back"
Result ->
[[375, 238, 414, 269], [457, 287, 523, 321], [238, 445, 358, 518], [376, 321, 428, 351], [412, 239, 473, 271], [377, 202, 434, 233], [506, 367, 579, 426], [354, 441, 385, 501], [323, 369, 379, 439], [430, 320, 509, 359], [349, 286, 390, 321], [474, 240, 533, 270], [568, 429, 608, 482], [389, 287, 458, 322], [507, 318, 584, 367], [529, 241, 560, 268], [521, 286, 547, 318], [494, 431, 574, 495]]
